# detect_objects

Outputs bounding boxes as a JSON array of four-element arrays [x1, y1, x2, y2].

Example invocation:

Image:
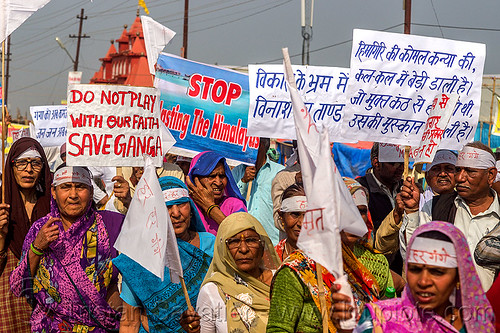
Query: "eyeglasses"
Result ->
[[13, 158, 43, 172], [225, 235, 263, 250]]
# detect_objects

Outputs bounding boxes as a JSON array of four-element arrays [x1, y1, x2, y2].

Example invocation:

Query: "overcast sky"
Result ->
[[3, 0, 500, 118]]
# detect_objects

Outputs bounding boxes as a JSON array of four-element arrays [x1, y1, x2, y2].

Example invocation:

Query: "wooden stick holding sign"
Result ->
[[1, 40, 5, 203], [180, 276, 193, 310], [315, 263, 329, 333]]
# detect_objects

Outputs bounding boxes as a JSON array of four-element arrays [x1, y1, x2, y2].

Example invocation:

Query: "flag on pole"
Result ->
[[114, 155, 183, 282], [141, 16, 176, 75], [138, 0, 149, 15], [282, 49, 367, 278], [0, 0, 52, 43]]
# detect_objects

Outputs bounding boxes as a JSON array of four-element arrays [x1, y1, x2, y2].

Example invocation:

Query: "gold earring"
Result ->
[[456, 282, 460, 290]]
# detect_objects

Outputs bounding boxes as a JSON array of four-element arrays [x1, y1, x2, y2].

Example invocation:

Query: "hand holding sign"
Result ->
[[400, 177, 420, 213], [241, 166, 256, 183], [112, 176, 131, 208]]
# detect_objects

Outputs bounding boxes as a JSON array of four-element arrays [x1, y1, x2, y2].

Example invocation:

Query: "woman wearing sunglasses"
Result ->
[[184, 212, 280, 332]]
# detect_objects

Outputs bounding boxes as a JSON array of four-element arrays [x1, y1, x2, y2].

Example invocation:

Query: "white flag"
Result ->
[[0, 0, 52, 43], [282, 49, 367, 278], [114, 155, 183, 282], [141, 16, 176, 76]]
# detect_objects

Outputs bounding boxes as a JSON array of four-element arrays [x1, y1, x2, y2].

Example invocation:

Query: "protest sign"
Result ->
[[247, 64, 349, 141], [342, 29, 485, 150], [141, 16, 176, 76], [156, 53, 258, 165], [114, 156, 182, 281], [66, 84, 163, 167], [378, 143, 406, 163], [30, 105, 67, 147], [1, 0, 52, 43], [413, 93, 458, 164]]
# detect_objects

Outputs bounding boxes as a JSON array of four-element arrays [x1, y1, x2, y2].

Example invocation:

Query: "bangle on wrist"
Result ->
[[206, 204, 220, 218], [30, 243, 44, 256], [405, 208, 419, 213]]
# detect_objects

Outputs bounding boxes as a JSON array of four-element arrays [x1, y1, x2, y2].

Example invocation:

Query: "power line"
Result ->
[[261, 23, 404, 64], [413, 22, 500, 32], [10, 66, 72, 93]]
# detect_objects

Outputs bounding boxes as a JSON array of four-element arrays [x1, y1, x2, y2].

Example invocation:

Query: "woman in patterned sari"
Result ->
[[10, 165, 124, 332], [115, 176, 215, 332]]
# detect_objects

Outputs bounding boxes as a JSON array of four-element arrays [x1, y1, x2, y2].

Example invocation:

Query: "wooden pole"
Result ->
[[315, 263, 329, 333], [2, 40, 6, 203], [489, 77, 496, 147], [403, 146, 410, 179], [246, 180, 253, 202], [180, 276, 193, 310]]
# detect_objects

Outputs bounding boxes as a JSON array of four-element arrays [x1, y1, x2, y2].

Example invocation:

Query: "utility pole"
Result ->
[[181, 0, 189, 58], [301, 0, 314, 65], [69, 8, 90, 71], [404, 0, 411, 34], [5, 36, 10, 106]]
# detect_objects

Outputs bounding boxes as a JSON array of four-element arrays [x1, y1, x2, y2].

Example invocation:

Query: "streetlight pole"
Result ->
[[301, 0, 314, 66], [55, 37, 76, 67]]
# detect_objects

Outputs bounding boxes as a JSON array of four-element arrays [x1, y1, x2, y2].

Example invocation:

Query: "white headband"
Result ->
[[281, 196, 308, 212], [428, 150, 457, 169], [352, 189, 368, 207], [53, 167, 92, 187], [17, 147, 41, 160], [456, 146, 495, 169], [407, 237, 457, 268], [163, 188, 189, 202]]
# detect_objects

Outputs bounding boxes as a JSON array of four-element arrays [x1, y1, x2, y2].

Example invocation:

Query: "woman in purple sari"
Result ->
[[331, 221, 495, 333], [186, 151, 247, 235], [10, 165, 124, 332]]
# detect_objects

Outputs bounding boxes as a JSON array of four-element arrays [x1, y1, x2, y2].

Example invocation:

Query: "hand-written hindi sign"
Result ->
[[66, 84, 163, 167], [30, 105, 67, 147], [247, 64, 349, 141], [413, 93, 458, 164], [342, 29, 485, 150]]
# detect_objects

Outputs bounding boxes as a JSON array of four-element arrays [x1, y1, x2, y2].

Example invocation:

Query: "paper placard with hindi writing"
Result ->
[[342, 29, 485, 150], [66, 84, 163, 167], [30, 105, 67, 147], [247, 64, 350, 141], [413, 93, 458, 164]]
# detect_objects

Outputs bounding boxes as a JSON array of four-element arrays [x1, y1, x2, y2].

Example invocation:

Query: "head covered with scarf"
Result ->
[[365, 221, 495, 332], [202, 212, 280, 331], [10, 163, 123, 331], [158, 176, 205, 232], [188, 151, 244, 202], [3, 137, 52, 259]]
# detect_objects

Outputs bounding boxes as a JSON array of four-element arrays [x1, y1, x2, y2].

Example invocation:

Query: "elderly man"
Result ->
[[401, 142, 499, 290], [10, 165, 124, 332], [375, 150, 457, 254]]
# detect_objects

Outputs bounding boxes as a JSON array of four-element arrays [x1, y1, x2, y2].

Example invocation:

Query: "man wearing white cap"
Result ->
[[419, 150, 457, 209], [401, 142, 499, 290], [375, 150, 456, 256]]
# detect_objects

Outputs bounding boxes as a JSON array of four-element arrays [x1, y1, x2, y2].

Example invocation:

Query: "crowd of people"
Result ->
[[0, 136, 499, 332]]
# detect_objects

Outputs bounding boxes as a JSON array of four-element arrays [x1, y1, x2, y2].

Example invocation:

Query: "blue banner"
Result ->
[[156, 53, 258, 164]]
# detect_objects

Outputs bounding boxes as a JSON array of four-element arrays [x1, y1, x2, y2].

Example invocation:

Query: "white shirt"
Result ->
[[197, 282, 227, 333], [401, 191, 500, 290]]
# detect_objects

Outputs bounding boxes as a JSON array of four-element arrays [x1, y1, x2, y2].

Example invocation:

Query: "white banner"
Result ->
[[0, 0, 52, 43], [66, 84, 163, 167], [141, 16, 176, 76], [247, 64, 350, 141], [114, 156, 183, 281], [283, 49, 367, 278], [30, 105, 67, 147], [68, 71, 82, 86], [342, 29, 485, 150], [414, 93, 458, 164]]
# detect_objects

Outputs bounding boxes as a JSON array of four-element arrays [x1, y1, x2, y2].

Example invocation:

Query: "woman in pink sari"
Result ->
[[186, 151, 247, 235], [331, 221, 495, 333]]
